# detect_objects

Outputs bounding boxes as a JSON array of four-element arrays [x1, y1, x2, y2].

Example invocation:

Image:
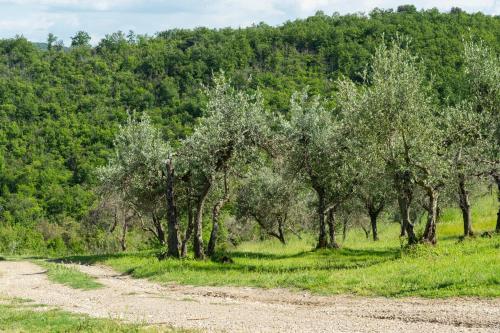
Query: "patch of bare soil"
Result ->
[[0, 261, 498, 332]]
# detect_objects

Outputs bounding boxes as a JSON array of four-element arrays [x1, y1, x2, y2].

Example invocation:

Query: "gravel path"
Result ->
[[0, 261, 499, 332]]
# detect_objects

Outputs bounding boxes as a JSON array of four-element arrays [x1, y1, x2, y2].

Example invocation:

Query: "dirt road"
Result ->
[[0, 261, 498, 332]]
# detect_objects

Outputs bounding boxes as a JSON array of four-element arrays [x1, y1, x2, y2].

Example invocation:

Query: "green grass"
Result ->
[[34, 261, 103, 290], [62, 194, 499, 298], [0, 297, 188, 333]]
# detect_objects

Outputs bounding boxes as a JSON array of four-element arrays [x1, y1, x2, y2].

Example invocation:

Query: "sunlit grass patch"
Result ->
[[34, 261, 103, 290], [0, 297, 190, 332]]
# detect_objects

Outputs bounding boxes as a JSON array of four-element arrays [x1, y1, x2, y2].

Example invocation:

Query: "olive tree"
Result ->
[[206, 170, 231, 256], [444, 101, 484, 236], [236, 167, 300, 244], [462, 40, 500, 232], [179, 75, 268, 259], [338, 39, 446, 244], [356, 170, 392, 241], [97, 114, 181, 257], [337, 80, 393, 241], [283, 89, 356, 249], [442, 40, 500, 237]]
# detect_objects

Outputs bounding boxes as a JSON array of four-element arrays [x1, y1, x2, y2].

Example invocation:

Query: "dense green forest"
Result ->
[[0, 7, 499, 255]]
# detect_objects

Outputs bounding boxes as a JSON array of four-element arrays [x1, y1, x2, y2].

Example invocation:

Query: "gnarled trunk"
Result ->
[[458, 174, 473, 237], [315, 187, 328, 249], [152, 212, 165, 245], [398, 196, 416, 244], [400, 220, 406, 237], [165, 159, 180, 258], [207, 173, 230, 257], [423, 188, 438, 244], [207, 219, 219, 257], [494, 174, 500, 233], [327, 208, 340, 249], [193, 180, 212, 260], [253, 216, 287, 245], [342, 217, 348, 242], [395, 171, 416, 244], [181, 205, 194, 258], [277, 219, 286, 245], [120, 217, 129, 251], [180, 183, 194, 258], [268, 218, 286, 245], [360, 225, 371, 239], [369, 213, 378, 241], [366, 201, 383, 241]]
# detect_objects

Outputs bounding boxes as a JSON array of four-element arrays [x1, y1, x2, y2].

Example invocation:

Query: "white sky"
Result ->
[[0, 0, 498, 44]]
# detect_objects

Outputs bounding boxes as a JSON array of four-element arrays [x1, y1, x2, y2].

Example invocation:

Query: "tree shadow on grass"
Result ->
[[229, 250, 309, 260], [54, 246, 402, 281], [231, 246, 399, 260], [51, 252, 134, 265], [128, 248, 401, 279]]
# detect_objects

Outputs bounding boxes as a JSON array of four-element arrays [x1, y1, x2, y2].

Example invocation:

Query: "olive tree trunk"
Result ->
[[193, 180, 212, 260], [367, 202, 384, 241], [326, 208, 340, 249], [423, 188, 438, 244], [206, 211, 220, 257], [360, 225, 371, 239], [165, 159, 180, 258], [119, 216, 129, 251], [494, 174, 500, 233], [151, 212, 166, 245], [314, 186, 328, 249], [398, 196, 416, 244], [207, 180, 230, 257], [277, 219, 286, 244], [181, 206, 194, 258], [369, 213, 379, 241], [395, 171, 417, 244], [268, 219, 286, 245], [400, 220, 406, 237], [342, 218, 348, 242], [458, 174, 473, 237]]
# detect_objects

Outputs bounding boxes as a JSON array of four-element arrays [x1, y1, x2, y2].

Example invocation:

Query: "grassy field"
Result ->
[[62, 193, 500, 298], [0, 297, 188, 333], [34, 261, 103, 290]]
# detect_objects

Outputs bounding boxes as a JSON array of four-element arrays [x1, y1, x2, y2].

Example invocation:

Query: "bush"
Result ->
[[0, 225, 46, 255], [47, 236, 68, 256]]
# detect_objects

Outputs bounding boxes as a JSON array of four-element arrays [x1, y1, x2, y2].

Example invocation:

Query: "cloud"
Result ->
[[0, 0, 137, 11], [0, 16, 53, 31]]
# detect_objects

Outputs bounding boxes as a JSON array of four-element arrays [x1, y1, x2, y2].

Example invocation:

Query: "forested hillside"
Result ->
[[0, 7, 499, 254]]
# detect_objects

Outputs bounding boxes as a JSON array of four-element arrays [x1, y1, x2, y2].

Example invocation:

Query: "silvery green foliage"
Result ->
[[97, 114, 171, 213], [179, 74, 269, 182], [177, 74, 270, 258], [463, 40, 500, 116], [284, 89, 355, 199], [344, 39, 447, 189], [463, 40, 500, 173], [236, 167, 299, 242], [337, 38, 451, 243], [285, 89, 335, 187], [337, 78, 393, 209], [444, 101, 486, 184]]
